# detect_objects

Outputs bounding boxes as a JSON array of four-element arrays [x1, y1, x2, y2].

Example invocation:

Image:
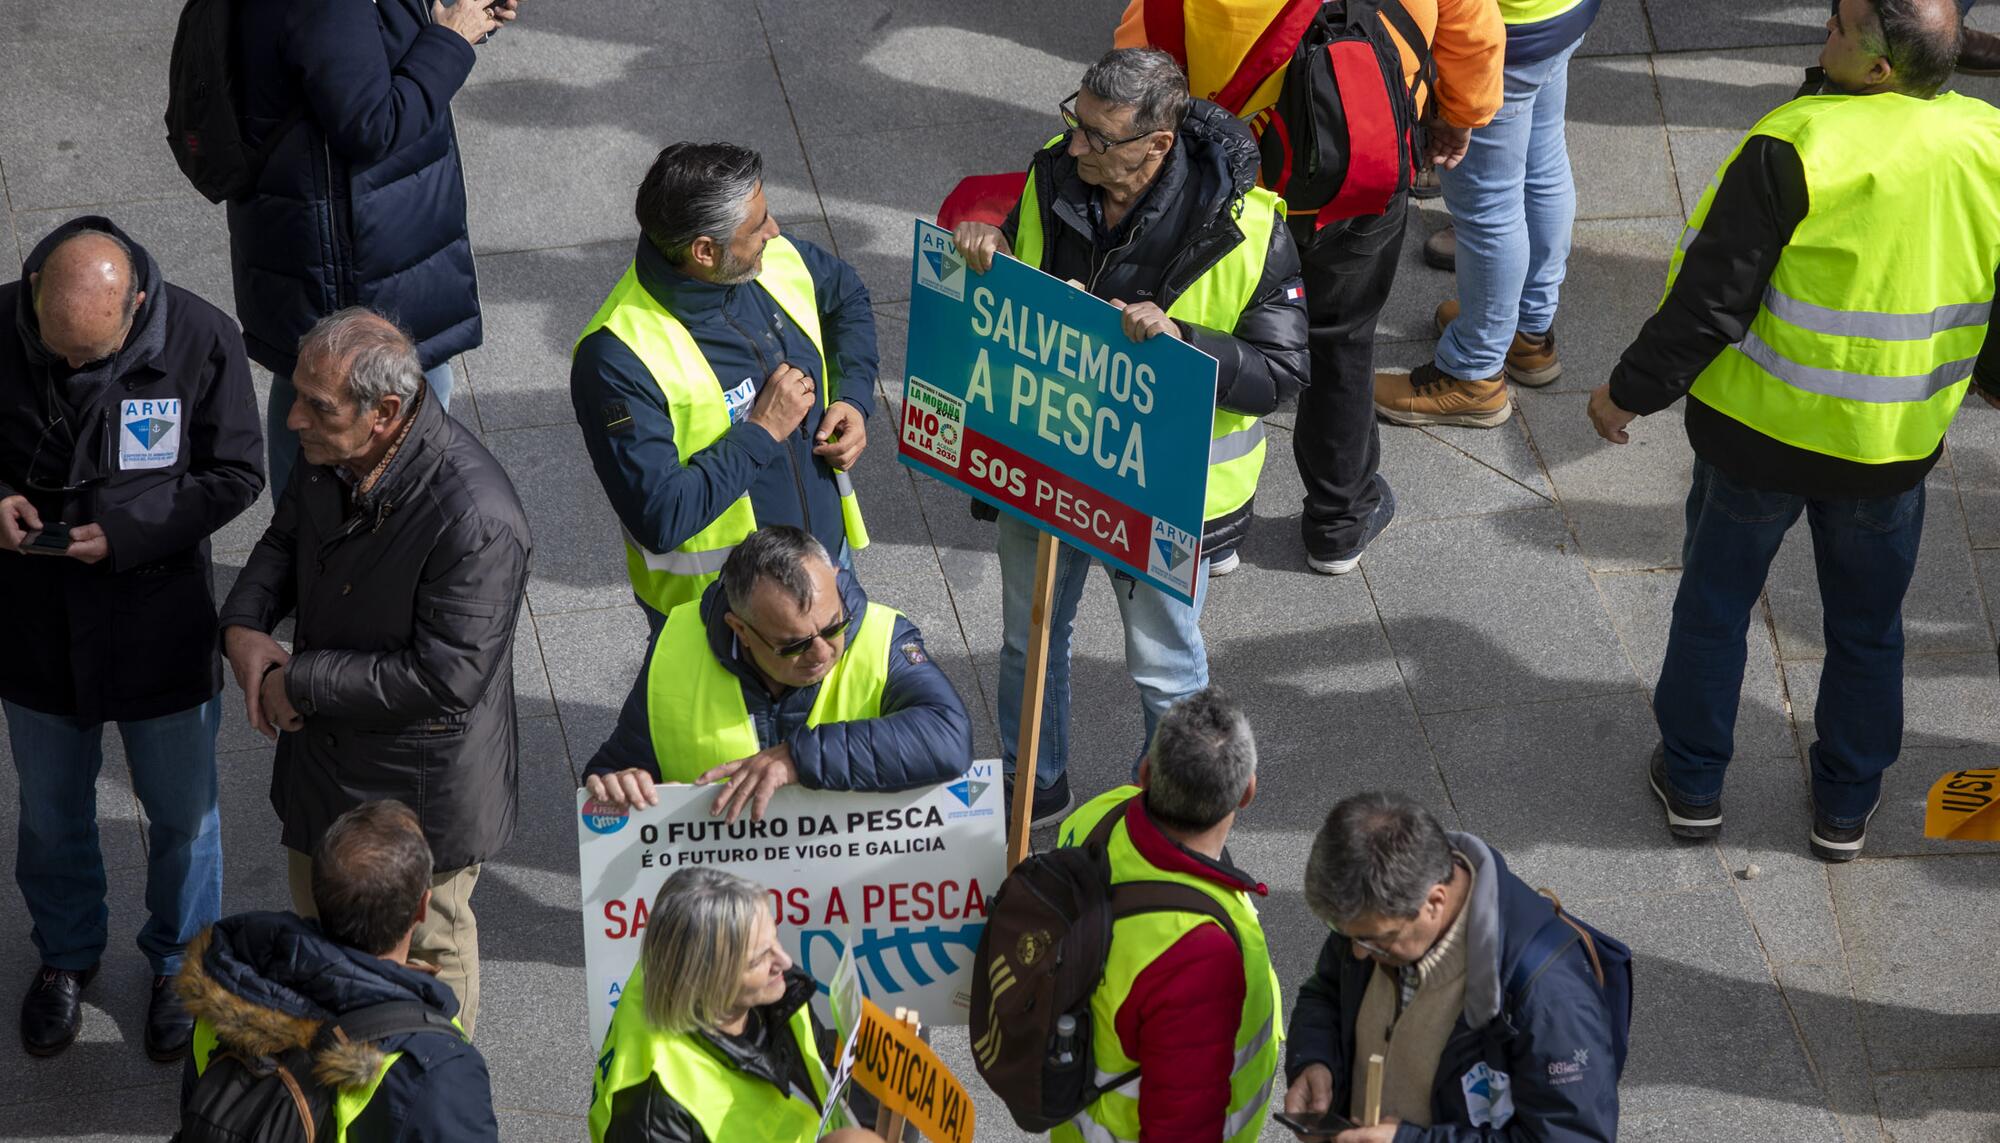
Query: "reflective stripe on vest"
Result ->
[[1498, 0, 1585, 23], [1047, 787, 1282, 1143], [573, 236, 869, 614], [1015, 158, 1283, 522], [1668, 92, 2000, 463], [588, 963, 841, 1143], [644, 596, 899, 782]]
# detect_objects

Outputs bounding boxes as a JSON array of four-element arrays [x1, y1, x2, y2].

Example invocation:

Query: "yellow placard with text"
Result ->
[[1924, 769, 2000, 839], [848, 998, 975, 1143]]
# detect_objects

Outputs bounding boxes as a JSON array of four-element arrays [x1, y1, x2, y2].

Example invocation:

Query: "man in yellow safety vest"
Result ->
[[582, 525, 972, 821], [1590, 0, 2000, 861], [953, 48, 1309, 824], [571, 142, 879, 633]]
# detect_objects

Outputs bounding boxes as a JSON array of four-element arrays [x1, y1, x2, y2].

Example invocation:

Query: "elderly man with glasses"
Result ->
[[952, 47, 1308, 826], [582, 525, 973, 823], [0, 216, 262, 1060]]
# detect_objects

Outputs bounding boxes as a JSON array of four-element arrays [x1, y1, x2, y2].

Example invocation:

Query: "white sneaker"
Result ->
[[1208, 551, 1241, 576], [1305, 552, 1362, 575]]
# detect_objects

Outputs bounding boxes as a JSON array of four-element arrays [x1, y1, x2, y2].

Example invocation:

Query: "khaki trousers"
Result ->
[[286, 849, 482, 1037]]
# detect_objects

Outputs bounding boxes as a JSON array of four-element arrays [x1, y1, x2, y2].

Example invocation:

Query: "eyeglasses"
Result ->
[[1327, 920, 1408, 959], [24, 409, 105, 495], [1059, 91, 1157, 154], [740, 610, 851, 658]]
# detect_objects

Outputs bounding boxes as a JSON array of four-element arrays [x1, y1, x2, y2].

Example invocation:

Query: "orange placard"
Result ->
[[1924, 769, 2000, 840], [848, 998, 975, 1143]]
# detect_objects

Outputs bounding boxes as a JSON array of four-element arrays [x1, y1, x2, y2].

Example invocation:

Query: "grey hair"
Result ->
[[1081, 48, 1192, 134], [719, 525, 833, 617], [1304, 793, 1456, 928], [1144, 687, 1256, 831], [639, 867, 770, 1034], [635, 142, 765, 265], [297, 307, 423, 412]]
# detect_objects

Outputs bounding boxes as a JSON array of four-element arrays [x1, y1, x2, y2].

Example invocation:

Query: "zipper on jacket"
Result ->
[[722, 294, 816, 531]]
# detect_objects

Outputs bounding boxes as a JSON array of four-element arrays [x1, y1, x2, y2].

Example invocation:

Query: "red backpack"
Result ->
[[1155, 0, 1435, 233]]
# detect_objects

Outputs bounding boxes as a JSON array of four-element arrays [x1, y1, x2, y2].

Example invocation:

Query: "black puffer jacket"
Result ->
[[0, 216, 263, 722], [226, 0, 481, 375], [218, 387, 531, 872], [1002, 99, 1310, 551], [178, 912, 498, 1143]]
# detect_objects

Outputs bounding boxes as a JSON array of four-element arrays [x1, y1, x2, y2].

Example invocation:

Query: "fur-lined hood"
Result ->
[[176, 911, 460, 1090]]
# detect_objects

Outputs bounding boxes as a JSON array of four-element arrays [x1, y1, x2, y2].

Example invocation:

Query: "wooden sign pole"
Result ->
[[1362, 1053, 1385, 1126], [1007, 531, 1060, 869], [872, 1007, 923, 1140]]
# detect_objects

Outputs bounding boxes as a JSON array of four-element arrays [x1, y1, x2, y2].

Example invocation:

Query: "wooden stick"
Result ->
[[872, 1008, 920, 1140], [1007, 530, 1060, 869], [1363, 1053, 1385, 1127]]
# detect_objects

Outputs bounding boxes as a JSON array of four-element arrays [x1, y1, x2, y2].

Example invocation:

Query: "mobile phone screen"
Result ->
[[1273, 1108, 1359, 1137]]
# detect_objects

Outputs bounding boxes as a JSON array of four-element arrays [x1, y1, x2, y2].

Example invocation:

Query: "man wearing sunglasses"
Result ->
[[953, 48, 1308, 825], [1284, 794, 1626, 1142], [0, 217, 263, 1061], [582, 525, 972, 823]]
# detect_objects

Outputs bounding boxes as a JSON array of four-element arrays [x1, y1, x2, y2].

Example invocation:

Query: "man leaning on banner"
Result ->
[[582, 525, 973, 822], [952, 48, 1309, 826], [570, 142, 879, 633]]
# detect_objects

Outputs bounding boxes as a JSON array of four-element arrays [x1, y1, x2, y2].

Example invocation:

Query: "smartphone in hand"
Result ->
[[21, 521, 71, 556], [1273, 1108, 1360, 1139]]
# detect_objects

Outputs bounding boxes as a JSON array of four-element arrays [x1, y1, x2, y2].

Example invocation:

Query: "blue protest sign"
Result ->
[[897, 219, 1218, 603]]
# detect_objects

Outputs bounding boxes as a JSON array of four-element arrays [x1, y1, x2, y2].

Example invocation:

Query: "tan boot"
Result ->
[[1374, 361, 1512, 428], [1433, 299, 1564, 388]]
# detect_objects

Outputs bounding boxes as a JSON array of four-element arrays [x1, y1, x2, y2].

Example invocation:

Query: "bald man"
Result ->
[[0, 216, 263, 1060]]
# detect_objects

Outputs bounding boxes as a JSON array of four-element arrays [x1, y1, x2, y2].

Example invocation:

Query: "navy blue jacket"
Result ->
[[226, 0, 481, 374], [179, 911, 498, 1143], [569, 236, 878, 575], [1285, 836, 1620, 1142], [584, 571, 971, 791], [1504, 0, 1602, 65], [0, 217, 263, 722]]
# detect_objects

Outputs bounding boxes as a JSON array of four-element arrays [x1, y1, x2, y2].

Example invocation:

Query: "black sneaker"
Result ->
[[1809, 797, 1879, 863], [1648, 745, 1722, 839], [1005, 771, 1074, 827]]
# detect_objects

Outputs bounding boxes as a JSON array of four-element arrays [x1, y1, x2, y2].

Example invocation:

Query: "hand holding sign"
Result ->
[[700, 743, 800, 823], [584, 768, 660, 810], [1111, 299, 1182, 343]]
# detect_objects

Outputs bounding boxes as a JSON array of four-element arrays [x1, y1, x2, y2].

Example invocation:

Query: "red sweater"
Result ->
[[1110, 801, 1269, 1142]]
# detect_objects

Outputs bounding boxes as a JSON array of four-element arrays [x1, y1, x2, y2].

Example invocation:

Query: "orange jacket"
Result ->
[[1114, 0, 1504, 130]]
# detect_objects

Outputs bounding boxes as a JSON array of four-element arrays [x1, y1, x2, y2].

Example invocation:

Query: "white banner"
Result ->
[[576, 762, 1005, 1049]]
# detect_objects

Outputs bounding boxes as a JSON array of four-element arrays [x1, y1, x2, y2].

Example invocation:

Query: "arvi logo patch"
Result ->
[[916, 229, 966, 301], [119, 399, 182, 471], [1461, 1062, 1514, 1128]]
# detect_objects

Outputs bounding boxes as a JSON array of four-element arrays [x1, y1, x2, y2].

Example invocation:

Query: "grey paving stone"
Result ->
[[459, 0, 762, 89], [0, 174, 17, 264], [1578, 0, 1654, 57], [495, 1110, 592, 1141], [485, 422, 632, 616], [1568, 56, 1679, 222], [1714, 753, 1846, 965], [1875, 1068, 2000, 1143], [1766, 469, 1992, 661], [1358, 507, 1637, 713], [1619, 1096, 1846, 1143], [1592, 568, 1797, 758], [477, 944, 592, 1117], [0, 0, 179, 42], [1522, 386, 1696, 572], [215, 743, 292, 911], [1586, 886, 1822, 1116], [462, 239, 633, 432], [1424, 690, 1732, 903], [1650, 45, 1811, 131], [1374, 416, 1553, 523], [1774, 961, 1886, 1138], [513, 611, 559, 722], [454, 58, 822, 256], [1665, 128, 1740, 219], [1647, 2, 1830, 54], [1838, 745, 2000, 859], [1786, 652, 2000, 756], [1417, 416, 1557, 501], [0, 1083, 181, 1134], [15, 196, 236, 321], [0, 34, 191, 211], [533, 604, 652, 768], [804, 114, 1080, 306], [1979, 548, 2000, 646], [1522, 215, 1684, 395], [1830, 854, 2000, 1072], [1947, 398, 2000, 549]]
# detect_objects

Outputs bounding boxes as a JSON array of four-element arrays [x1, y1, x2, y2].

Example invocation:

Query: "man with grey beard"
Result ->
[[569, 142, 881, 634]]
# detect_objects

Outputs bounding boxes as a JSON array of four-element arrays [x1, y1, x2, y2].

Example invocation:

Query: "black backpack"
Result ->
[[164, 0, 300, 203], [1211, 0, 1435, 237], [173, 1001, 459, 1143], [969, 798, 1244, 1131]]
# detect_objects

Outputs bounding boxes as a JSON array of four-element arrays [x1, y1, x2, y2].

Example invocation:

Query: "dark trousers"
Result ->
[[1292, 193, 1408, 558], [1654, 457, 1924, 826]]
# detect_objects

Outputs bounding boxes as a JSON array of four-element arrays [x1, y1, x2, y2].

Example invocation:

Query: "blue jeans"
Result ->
[[1436, 36, 1584, 379], [267, 360, 455, 502], [6, 697, 223, 974], [1653, 459, 1924, 826], [996, 513, 1210, 788]]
